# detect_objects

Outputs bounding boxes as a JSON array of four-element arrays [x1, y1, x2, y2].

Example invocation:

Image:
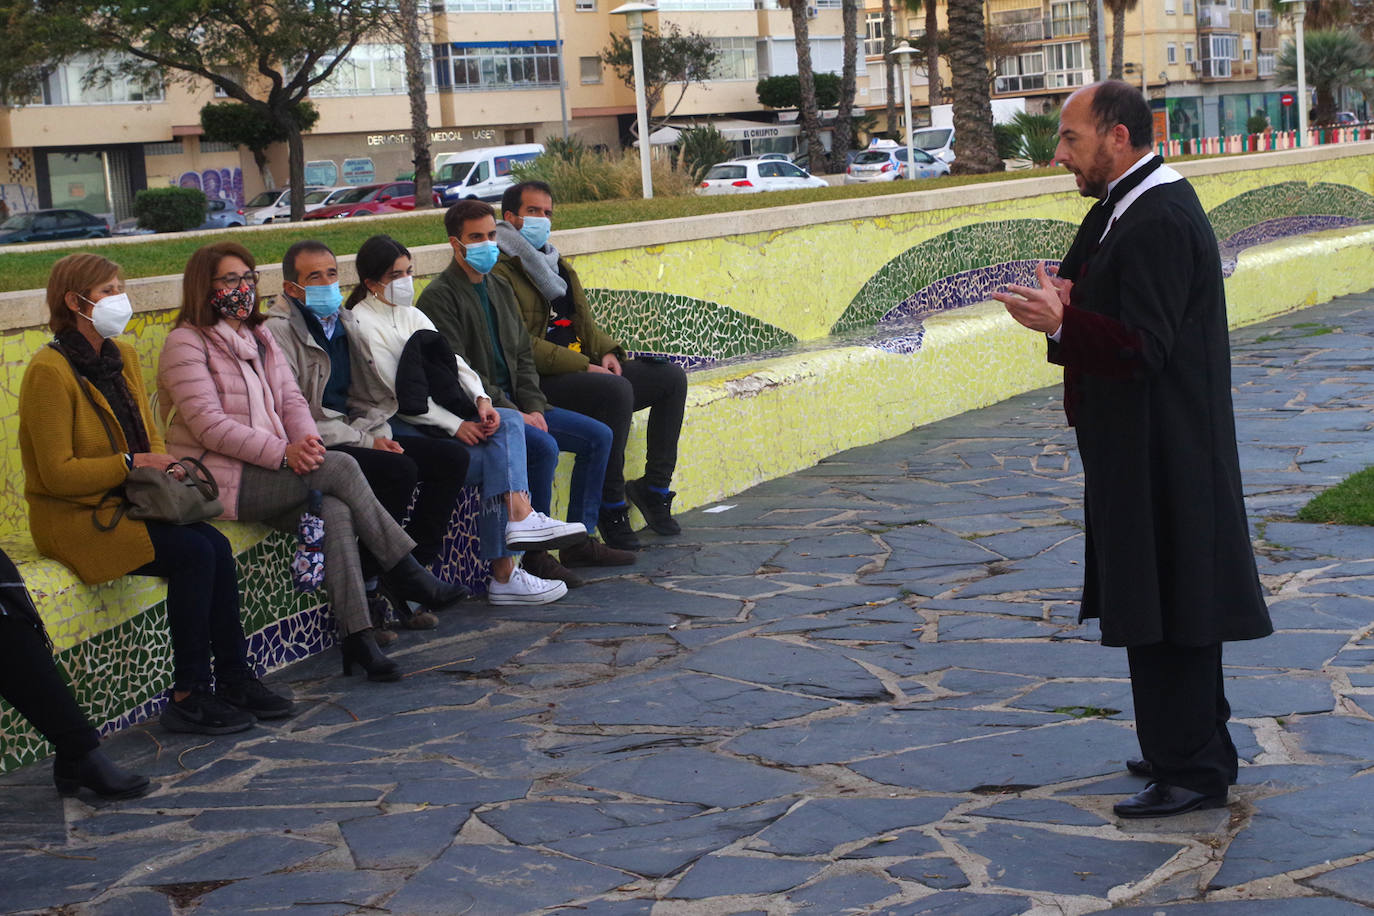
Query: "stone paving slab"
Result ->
[[6, 295, 1374, 913]]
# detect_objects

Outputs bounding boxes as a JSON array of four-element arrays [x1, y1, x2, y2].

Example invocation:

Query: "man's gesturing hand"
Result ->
[[992, 261, 1066, 334]]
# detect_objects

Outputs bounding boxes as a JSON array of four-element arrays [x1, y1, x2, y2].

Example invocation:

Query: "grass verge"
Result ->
[[0, 167, 1073, 293], [1296, 466, 1374, 526]]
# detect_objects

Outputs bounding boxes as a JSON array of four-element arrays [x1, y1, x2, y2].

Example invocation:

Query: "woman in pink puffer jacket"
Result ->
[[157, 242, 467, 682]]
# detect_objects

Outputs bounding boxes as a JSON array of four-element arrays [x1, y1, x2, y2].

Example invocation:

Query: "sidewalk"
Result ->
[[3, 293, 1374, 915]]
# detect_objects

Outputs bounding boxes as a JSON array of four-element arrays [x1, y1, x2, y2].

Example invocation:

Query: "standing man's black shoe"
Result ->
[[1113, 782, 1228, 818]]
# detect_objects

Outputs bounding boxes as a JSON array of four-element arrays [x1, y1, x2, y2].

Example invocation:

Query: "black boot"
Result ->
[[380, 555, 468, 611], [340, 630, 401, 682], [53, 748, 150, 800]]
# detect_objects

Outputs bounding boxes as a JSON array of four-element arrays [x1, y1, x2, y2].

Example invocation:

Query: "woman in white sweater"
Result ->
[[345, 235, 579, 605]]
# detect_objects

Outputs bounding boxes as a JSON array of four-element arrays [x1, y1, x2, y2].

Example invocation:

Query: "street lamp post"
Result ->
[[1282, 0, 1309, 144], [553, 0, 569, 141], [611, 2, 658, 199], [889, 41, 918, 180]]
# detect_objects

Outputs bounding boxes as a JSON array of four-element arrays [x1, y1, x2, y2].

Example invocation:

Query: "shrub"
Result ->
[[512, 148, 692, 203], [543, 135, 587, 164], [677, 125, 733, 182], [134, 187, 206, 233], [994, 123, 1022, 160], [756, 73, 842, 110], [1011, 110, 1060, 166], [1246, 112, 1270, 134]]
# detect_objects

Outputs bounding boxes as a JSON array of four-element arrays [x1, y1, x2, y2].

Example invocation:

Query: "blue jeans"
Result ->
[[394, 410, 528, 561], [523, 406, 612, 536]]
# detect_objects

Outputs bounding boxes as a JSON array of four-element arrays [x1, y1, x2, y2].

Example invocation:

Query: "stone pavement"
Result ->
[[5, 294, 1374, 916]]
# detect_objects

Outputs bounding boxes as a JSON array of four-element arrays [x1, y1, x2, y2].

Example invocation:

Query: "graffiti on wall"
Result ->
[[178, 168, 244, 208], [0, 184, 39, 216]]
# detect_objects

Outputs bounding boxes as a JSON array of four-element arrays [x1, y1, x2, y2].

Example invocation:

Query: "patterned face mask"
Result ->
[[210, 284, 255, 321]]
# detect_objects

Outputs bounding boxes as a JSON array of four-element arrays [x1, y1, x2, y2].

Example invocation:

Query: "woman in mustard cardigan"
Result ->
[[18, 253, 292, 747]]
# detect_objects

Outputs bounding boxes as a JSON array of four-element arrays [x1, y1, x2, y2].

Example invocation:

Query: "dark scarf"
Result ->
[[54, 329, 150, 454], [1062, 155, 1165, 280]]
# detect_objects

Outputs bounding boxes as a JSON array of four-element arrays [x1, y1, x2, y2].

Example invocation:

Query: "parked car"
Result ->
[[1334, 111, 1361, 126], [241, 186, 325, 224], [844, 142, 950, 184], [911, 127, 957, 164], [695, 159, 828, 196], [301, 181, 417, 220], [0, 208, 110, 244], [302, 186, 356, 214], [730, 152, 794, 162], [432, 143, 545, 203]]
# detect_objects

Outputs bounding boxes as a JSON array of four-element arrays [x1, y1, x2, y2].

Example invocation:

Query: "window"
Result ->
[[1167, 43, 1177, 63], [1255, 7, 1274, 26], [1045, 40, 1085, 82], [657, 0, 751, 7], [1243, 36, 1253, 61], [1049, 0, 1090, 36], [1183, 0, 1194, 13], [144, 141, 183, 156], [865, 12, 885, 58], [1242, 0, 1251, 9], [579, 56, 602, 84], [815, 0, 842, 7], [435, 0, 552, 9], [1258, 52, 1275, 76], [30, 56, 164, 106], [994, 52, 1045, 93], [1184, 42, 1195, 63], [199, 140, 237, 152], [992, 8, 1044, 42], [708, 37, 758, 81], [1202, 33, 1237, 76], [576, 0, 595, 8], [433, 42, 561, 91], [312, 44, 423, 97]]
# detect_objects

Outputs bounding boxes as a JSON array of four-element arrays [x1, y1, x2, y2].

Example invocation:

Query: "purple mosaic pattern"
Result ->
[[1218, 215, 1367, 277]]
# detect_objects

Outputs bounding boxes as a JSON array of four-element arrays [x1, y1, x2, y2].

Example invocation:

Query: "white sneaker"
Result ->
[[487, 567, 569, 606], [504, 511, 587, 551]]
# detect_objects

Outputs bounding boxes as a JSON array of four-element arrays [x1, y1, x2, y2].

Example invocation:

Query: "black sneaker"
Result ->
[[160, 690, 255, 735], [216, 677, 295, 720], [598, 505, 642, 551], [625, 478, 681, 536]]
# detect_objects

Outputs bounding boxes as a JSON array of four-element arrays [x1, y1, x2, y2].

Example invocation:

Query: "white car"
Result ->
[[844, 145, 950, 184], [302, 186, 356, 214], [241, 186, 325, 224], [695, 159, 827, 195]]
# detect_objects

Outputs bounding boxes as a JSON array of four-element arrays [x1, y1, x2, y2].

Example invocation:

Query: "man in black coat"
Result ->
[[994, 81, 1272, 818]]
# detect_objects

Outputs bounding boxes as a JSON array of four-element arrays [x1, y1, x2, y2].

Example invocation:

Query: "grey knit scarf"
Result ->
[[495, 220, 566, 301]]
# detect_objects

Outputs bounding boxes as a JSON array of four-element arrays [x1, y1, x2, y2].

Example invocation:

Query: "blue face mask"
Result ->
[[519, 216, 551, 250], [464, 240, 499, 275], [303, 282, 342, 319]]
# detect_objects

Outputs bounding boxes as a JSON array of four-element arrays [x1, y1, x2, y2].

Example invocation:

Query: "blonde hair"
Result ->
[[46, 253, 122, 334]]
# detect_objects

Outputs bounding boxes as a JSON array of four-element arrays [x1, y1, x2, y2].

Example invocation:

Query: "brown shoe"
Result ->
[[372, 627, 399, 647], [561, 537, 636, 568], [521, 549, 585, 588], [401, 610, 439, 630]]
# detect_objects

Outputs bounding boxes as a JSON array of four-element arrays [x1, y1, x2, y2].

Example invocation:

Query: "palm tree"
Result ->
[[1088, 0, 1102, 80], [1107, 0, 1141, 80], [780, 0, 829, 172], [396, 0, 433, 208], [1278, 28, 1374, 124], [945, 0, 1004, 172], [832, 0, 861, 160]]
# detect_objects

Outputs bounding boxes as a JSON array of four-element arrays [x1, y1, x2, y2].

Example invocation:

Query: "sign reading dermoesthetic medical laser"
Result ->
[[367, 129, 498, 146]]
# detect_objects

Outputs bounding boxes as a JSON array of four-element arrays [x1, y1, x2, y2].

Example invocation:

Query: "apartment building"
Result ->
[[0, 0, 860, 222], [0, 0, 1299, 223], [986, 0, 1296, 139]]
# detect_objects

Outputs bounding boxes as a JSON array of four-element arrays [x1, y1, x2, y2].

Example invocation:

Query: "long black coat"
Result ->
[[1049, 175, 1272, 648]]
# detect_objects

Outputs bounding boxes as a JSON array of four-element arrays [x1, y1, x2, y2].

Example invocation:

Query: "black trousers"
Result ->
[[0, 614, 99, 759], [1127, 641, 1237, 797], [333, 435, 470, 568], [131, 521, 252, 692], [539, 358, 687, 504]]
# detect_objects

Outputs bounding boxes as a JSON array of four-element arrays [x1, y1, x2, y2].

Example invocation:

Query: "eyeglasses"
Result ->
[[212, 270, 258, 288]]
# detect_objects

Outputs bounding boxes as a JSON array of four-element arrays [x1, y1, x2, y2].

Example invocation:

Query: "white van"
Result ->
[[432, 143, 545, 204]]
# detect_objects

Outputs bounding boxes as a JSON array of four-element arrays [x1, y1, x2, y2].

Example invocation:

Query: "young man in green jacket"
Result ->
[[491, 181, 688, 551], [417, 200, 631, 583]]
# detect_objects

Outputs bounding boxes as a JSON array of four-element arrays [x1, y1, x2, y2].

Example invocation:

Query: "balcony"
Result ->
[[995, 73, 1047, 93], [997, 20, 1048, 42], [1257, 52, 1276, 77], [1197, 4, 1232, 29], [1200, 56, 1233, 78]]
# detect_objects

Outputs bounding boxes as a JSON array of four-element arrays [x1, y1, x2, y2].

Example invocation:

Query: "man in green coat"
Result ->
[[492, 181, 688, 551]]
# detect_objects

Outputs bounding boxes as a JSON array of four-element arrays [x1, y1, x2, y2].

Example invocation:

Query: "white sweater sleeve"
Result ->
[[354, 299, 471, 437]]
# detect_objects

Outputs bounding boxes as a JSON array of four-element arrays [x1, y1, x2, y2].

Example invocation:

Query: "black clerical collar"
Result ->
[[1099, 154, 1164, 211]]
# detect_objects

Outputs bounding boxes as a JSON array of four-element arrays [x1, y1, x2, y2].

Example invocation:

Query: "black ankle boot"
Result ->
[[340, 630, 401, 682], [53, 748, 150, 800], [380, 555, 468, 611]]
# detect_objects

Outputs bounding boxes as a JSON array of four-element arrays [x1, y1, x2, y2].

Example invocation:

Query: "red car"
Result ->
[[302, 181, 417, 219]]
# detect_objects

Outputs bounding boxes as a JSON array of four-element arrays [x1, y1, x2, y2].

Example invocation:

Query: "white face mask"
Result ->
[[383, 275, 414, 309], [80, 292, 133, 339]]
